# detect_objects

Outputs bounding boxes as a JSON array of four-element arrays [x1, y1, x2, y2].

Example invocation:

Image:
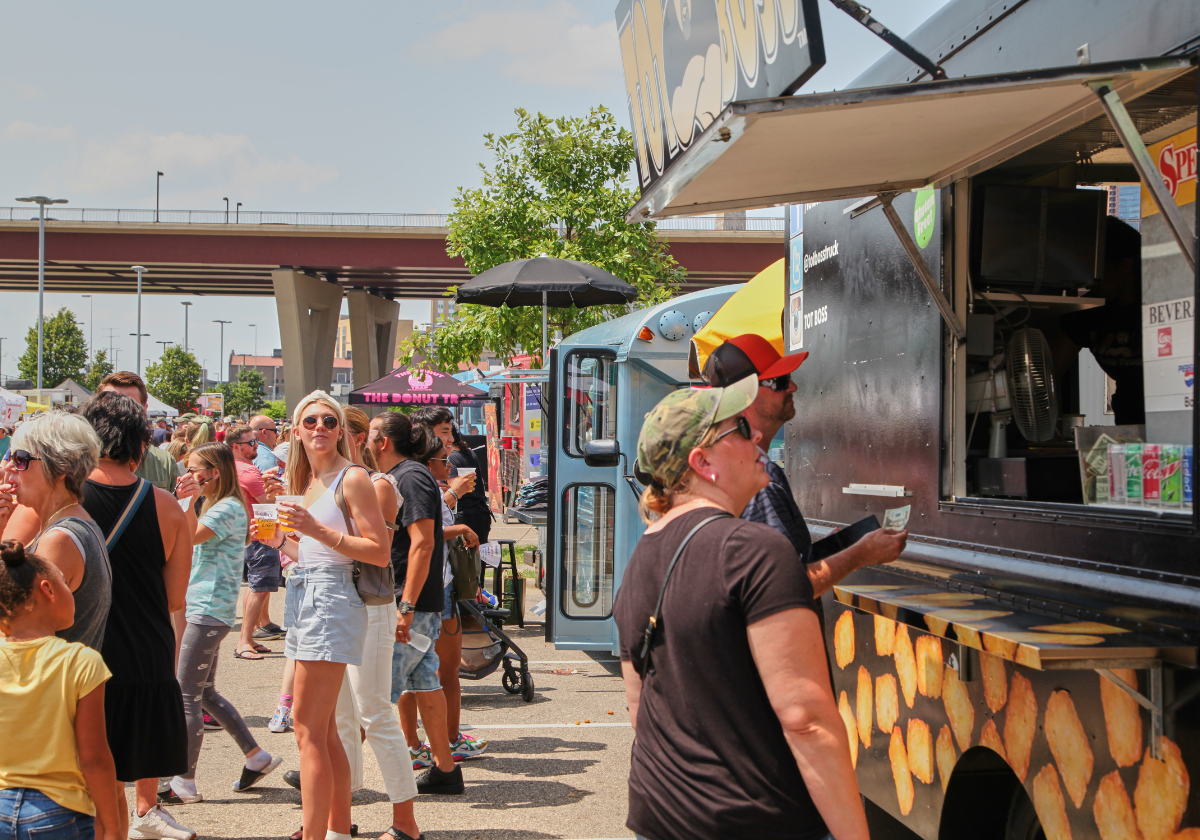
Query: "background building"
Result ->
[[229, 351, 354, 402]]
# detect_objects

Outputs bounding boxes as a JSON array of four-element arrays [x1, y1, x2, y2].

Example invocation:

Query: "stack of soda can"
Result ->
[[1108, 444, 1193, 508]]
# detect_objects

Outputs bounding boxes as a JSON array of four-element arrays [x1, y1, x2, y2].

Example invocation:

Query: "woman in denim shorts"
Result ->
[[264, 391, 390, 840]]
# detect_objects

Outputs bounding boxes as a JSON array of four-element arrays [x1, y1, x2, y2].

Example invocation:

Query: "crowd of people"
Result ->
[[0, 373, 490, 840]]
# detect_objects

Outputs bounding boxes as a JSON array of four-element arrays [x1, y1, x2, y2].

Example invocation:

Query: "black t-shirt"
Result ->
[[389, 460, 445, 614], [449, 447, 488, 516], [614, 508, 826, 840]]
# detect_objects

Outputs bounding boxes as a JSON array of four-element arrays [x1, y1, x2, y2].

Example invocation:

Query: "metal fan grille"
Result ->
[[1006, 328, 1058, 442]]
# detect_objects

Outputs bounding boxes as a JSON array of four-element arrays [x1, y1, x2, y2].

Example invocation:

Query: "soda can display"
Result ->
[[1109, 445, 1127, 504], [1185, 446, 1193, 506], [1142, 444, 1161, 504], [1160, 445, 1183, 507], [1125, 444, 1143, 505]]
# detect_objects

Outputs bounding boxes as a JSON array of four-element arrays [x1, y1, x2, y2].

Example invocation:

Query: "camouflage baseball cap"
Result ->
[[635, 374, 758, 488]]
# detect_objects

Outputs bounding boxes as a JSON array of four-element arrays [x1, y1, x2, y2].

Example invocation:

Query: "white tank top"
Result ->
[[297, 466, 359, 567]]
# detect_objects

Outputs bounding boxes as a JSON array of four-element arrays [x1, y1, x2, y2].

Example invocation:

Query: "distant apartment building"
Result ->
[[228, 351, 355, 402], [1104, 184, 1141, 231]]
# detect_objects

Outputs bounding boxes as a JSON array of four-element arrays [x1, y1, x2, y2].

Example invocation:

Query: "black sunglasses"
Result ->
[[302, 415, 339, 430], [713, 416, 753, 445], [761, 374, 792, 392], [9, 450, 42, 471]]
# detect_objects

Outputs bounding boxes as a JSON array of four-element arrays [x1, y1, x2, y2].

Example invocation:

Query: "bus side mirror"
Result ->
[[583, 439, 621, 468]]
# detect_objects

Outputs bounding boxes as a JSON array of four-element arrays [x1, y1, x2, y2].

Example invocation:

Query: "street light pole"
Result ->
[[181, 301, 192, 352], [81, 295, 93, 364], [0, 337, 5, 385], [249, 323, 258, 359], [156, 340, 173, 357], [155, 171, 164, 222], [213, 321, 232, 384], [16, 195, 69, 405], [236, 202, 242, 223], [132, 266, 147, 375], [223, 197, 229, 223], [129, 333, 149, 376]]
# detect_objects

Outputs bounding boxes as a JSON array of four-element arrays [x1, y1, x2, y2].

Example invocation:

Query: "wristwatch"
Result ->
[[397, 600, 415, 615]]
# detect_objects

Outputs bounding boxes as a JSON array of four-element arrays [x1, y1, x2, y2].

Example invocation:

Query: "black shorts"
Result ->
[[245, 541, 281, 592]]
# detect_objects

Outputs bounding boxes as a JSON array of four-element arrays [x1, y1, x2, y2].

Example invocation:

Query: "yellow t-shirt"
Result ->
[[0, 635, 111, 816]]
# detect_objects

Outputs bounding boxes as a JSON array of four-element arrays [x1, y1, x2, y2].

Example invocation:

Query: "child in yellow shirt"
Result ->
[[0, 539, 119, 840]]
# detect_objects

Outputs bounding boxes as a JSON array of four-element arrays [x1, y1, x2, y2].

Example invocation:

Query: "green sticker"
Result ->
[[914, 188, 936, 249]]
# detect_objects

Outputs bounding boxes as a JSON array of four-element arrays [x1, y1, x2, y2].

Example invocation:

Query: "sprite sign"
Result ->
[[914, 189, 936, 249]]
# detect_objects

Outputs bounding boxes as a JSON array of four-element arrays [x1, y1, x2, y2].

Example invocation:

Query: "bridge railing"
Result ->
[[0, 207, 784, 232]]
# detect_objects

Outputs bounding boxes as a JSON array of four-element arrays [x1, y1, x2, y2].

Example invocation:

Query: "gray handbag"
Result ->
[[334, 466, 397, 606]]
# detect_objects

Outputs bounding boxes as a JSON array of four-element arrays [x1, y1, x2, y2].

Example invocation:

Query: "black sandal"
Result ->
[[383, 829, 423, 840], [233, 755, 283, 791]]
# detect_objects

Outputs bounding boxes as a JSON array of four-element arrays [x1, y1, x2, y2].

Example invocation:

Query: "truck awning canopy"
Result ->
[[627, 56, 1195, 220]]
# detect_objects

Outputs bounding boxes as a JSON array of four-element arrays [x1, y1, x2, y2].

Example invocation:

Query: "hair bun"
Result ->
[[0, 540, 27, 568]]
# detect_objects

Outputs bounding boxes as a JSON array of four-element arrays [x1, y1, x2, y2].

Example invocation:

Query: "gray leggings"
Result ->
[[177, 621, 258, 779]]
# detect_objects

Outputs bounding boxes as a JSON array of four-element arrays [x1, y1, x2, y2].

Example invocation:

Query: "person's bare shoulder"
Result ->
[[152, 486, 188, 533]]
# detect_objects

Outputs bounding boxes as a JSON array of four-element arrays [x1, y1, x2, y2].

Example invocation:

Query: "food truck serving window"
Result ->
[[560, 484, 616, 619], [563, 352, 619, 458]]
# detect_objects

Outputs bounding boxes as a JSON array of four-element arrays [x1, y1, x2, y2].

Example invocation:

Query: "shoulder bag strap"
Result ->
[[106, 479, 151, 552], [333, 464, 370, 535], [638, 511, 733, 675]]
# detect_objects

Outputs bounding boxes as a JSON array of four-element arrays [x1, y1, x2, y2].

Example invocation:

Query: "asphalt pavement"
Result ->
[[164, 585, 635, 840]]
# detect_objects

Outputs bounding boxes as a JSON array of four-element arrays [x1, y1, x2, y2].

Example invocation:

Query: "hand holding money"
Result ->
[[884, 505, 911, 533], [856, 527, 908, 568]]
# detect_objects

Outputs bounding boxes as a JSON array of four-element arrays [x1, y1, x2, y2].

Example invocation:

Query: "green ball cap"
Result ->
[[636, 374, 758, 488]]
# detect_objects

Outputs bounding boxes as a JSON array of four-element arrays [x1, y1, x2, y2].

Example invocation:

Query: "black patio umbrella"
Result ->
[[454, 257, 638, 359]]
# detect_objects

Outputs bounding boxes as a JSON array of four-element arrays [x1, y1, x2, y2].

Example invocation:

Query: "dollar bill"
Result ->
[[1085, 433, 1117, 475], [883, 505, 911, 532]]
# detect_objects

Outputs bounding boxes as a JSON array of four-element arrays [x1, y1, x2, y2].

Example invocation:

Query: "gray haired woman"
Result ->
[[0, 411, 111, 650]]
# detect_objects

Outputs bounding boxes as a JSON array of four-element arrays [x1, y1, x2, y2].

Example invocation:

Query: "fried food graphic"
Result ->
[[856, 666, 873, 748], [1033, 764, 1074, 840], [981, 652, 1008, 713], [982, 633, 1019, 660], [955, 625, 982, 648], [1094, 770, 1140, 840], [894, 624, 918, 708], [1134, 737, 1188, 840], [981, 719, 1008, 762], [925, 615, 949, 636], [1032, 621, 1130, 634], [907, 718, 934, 784], [1046, 690, 1095, 809], [838, 690, 858, 769], [935, 724, 956, 794], [835, 611, 855, 669], [915, 635, 944, 698], [875, 614, 896, 656], [889, 726, 915, 816], [1004, 671, 1038, 783], [1100, 669, 1142, 768], [1006, 632, 1106, 646], [876, 673, 899, 735], [942, 662, 975, 752]]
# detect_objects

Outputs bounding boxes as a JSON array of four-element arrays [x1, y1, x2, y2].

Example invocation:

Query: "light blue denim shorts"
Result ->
[[390, 610, 442, 702], [284, 565, 367, 666]]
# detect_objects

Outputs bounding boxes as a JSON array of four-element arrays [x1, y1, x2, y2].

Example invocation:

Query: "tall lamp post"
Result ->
[[155, 171, 164, 222], [156, 340, 174, 357], [181, 301, 192, 352], [16, 195, 68, 404], [223, 197, 229, 223], [236, 202, 242, 223], [129, 332, 149, 376], [0, 337, 6, 385], [131, 266, 147, 375], [81, 294, 93, 364], [213, 320, 232, 384]]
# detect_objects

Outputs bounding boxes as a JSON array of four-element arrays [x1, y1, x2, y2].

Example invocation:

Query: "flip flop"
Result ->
[[233, 648, 265, 660], [383, 828, 423, 840], [233, 755, 283, 791], [251, 643, 272, 654]]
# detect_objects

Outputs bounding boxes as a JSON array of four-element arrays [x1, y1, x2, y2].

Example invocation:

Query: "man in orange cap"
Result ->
[[704, 335, 904, 598]]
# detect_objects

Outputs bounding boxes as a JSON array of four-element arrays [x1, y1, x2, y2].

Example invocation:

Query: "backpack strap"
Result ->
[[333, 465, 371, 536], [638, 512, 733, 676], [106, 479, 151, 552]]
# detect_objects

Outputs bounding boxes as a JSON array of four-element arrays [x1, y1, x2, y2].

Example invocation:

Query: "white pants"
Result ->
[[336, 601, 418, 804]]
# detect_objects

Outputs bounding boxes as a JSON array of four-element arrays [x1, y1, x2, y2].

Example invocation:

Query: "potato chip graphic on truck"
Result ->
[[980, 652, 1008, 713], [1004, 671, 1038, 783], [907, 718, 934, 784], [875, 614, 896, 656], [834, 611, 855, 669], [1045, 690, 1094, 809], [1093, 770, 1140, 840], [1134, 737, 1189, 840], [838, 690, 858, 769], [942, 662, 975, 752], [876, 673, 899, 735], [935, 724, 956, 793], [889, 726, 915, 816], [1033, 764, 1074, 840], [856, 665, 873, 748], [1100, 669, 1142, 768], [894, 624, 918, 708], [914, 635, 943, 698]]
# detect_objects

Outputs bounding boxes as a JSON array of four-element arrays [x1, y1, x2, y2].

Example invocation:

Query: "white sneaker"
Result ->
[[268, 703, 292, 733], [129, 804, 197, 840]]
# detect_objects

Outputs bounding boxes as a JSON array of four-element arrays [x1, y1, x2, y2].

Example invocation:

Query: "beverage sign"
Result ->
[[1142, 296, 1195, 412], [615, 0, 825, 191], [1142, 126, 1196, 215]]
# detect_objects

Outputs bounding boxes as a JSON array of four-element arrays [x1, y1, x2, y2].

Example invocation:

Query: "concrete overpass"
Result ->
[[0, 207, 784, 407]]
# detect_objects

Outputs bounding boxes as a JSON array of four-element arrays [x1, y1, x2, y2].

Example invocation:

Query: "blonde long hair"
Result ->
[[342, 405, 376, 470], [284, 391, 352, 495], [189, 442, 251, 544]]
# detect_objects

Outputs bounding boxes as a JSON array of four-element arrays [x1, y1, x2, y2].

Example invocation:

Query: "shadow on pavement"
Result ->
[[484, 736, 608, 755], [465, 756, 600, 778], [424, 778, 593, 809]]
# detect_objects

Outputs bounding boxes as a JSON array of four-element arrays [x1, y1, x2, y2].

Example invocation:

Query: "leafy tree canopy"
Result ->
[[400, 106, 684, 370], [262, 400, 287, 421], [82, 349, 114, 393], [218, 368, 266, 418], [19, 307, 87, 388], [145, 346, 202, 413]]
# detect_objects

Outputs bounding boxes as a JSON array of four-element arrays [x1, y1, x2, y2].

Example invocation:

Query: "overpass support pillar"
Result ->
[[272, 269, 343, 416], [346, 290, 400, 411]]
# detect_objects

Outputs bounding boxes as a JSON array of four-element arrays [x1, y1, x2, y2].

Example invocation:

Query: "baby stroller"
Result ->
[[457, 597, 535, 702]]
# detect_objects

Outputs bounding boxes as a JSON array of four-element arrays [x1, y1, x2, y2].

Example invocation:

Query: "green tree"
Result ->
[[145, 346, 203, 413], [82, 349, 114, 392], [400, 106, 685, 370], [218, 368, 266, 418], [18, 307, 88, 388], [262, 400, 287, 421]]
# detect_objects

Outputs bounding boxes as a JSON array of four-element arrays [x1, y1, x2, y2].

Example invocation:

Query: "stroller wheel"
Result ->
[[521, 671, 535, 703], [502, 668, 522, 695]]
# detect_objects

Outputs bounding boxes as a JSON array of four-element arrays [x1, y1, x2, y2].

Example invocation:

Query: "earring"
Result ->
[[711, 473, 718, 482]]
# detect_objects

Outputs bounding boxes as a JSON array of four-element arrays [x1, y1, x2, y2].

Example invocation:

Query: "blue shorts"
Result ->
[[442, 581, 455, 620], [283, 565, 366, 666], [0, 789, 94, 840], [245, 541, 281, 593], [390, 610, 442, 701]]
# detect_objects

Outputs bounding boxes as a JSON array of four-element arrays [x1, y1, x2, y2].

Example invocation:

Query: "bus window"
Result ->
[[564, 353, 618, 457], [560, 484, 616, 618]]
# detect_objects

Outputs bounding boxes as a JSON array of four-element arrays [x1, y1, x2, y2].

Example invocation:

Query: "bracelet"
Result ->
[[332, 532, 345, 550], [447, 488, 460, 502]]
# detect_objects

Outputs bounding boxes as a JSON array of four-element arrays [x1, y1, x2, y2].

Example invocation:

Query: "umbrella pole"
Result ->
[[542, 290, 547, 366]]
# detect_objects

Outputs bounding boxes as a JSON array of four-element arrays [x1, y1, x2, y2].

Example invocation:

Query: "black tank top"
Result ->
[[82, 478, 176, 686]]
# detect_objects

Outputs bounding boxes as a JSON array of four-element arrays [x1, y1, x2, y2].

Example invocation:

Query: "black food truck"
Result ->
[[616, 1, 1200, 838]]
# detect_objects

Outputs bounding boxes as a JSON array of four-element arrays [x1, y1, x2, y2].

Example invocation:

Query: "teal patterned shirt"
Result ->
[[186, 496, 248, 626]]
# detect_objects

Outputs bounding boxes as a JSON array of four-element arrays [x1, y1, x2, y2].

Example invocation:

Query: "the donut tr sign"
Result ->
[[616, 0, 825, 191]]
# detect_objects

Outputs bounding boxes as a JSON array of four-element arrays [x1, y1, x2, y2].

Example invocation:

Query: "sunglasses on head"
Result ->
[[9, 450, 41, 471], [761, 374, 792, 392], [712, 416, 753, 445], [301, 415, 339, 430]]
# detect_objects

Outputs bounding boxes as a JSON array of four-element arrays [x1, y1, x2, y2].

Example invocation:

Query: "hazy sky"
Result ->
[[2, 0, 949, 384]]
